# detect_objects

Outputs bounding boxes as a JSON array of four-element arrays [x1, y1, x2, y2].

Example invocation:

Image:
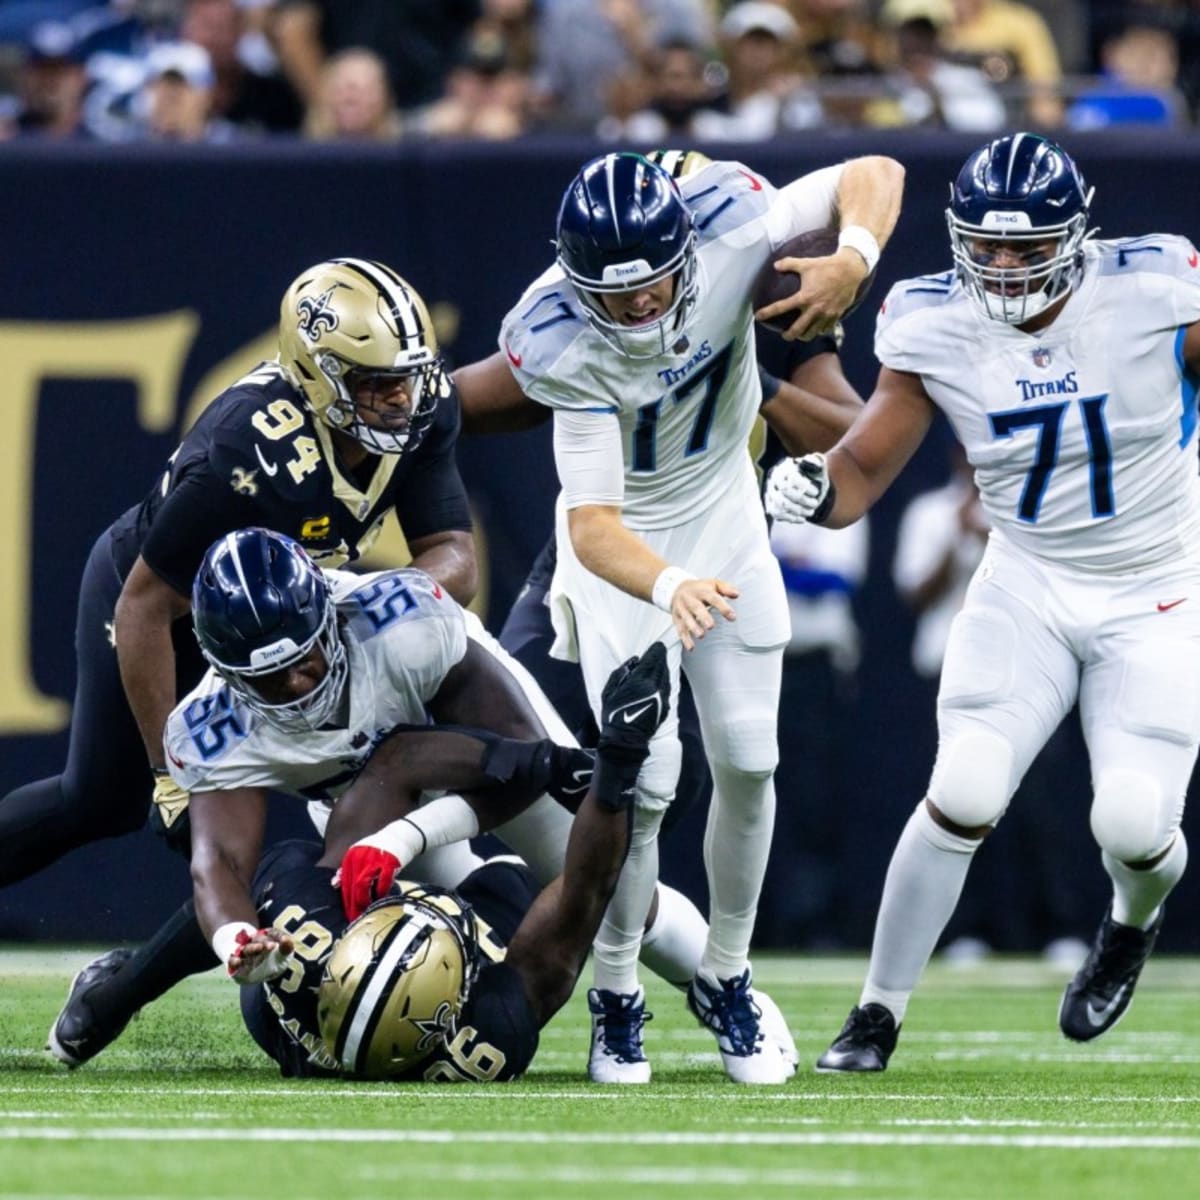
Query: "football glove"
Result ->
[[149, 769, 191, 857], [339, 838, 403, 921], [226, 927, 293, 985], [594, 642, 671, 808], [764, 453, 836, 524]]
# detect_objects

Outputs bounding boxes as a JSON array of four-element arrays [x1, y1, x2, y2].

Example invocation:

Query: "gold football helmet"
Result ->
[[317, 886, 478, 1079], [277, 257, 448, 456]]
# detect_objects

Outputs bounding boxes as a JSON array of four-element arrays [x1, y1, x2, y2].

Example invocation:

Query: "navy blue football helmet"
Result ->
[[192, 528, 347, 732], [555, 152, 698, 358], [947, 133, 1094, 325]]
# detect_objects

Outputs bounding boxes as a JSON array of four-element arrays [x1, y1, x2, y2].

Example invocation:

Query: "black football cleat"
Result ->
[[47, 948, 135, 1068], [1059, 905, 1163, 1043], [815, 1003, 900, 1073]]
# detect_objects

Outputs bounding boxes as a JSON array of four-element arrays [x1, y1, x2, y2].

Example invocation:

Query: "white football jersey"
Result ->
[[877, 236, 1200, 573], [164, 568, 467, 799], [499, 159, 843, 530]]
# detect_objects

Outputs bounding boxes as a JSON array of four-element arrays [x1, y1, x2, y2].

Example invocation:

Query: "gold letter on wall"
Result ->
[[0, 312, 199, 733]]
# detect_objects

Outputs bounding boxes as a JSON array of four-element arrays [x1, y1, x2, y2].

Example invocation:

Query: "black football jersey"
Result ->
[[240, 840, 541, 1083], [108, 361, 471, 594]]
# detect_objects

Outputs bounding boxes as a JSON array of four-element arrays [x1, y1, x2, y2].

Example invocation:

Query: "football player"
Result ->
[[11, 257, 483, 1056], [49, 530, 768, 1069], [453, 149, 902, 1084], [242, 642, 674, 1082], [765, 133, 1200, 1071]]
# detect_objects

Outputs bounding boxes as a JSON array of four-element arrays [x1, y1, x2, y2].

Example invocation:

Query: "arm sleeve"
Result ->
[[762, 164, 845, 251], [552, 409, 625, 509]]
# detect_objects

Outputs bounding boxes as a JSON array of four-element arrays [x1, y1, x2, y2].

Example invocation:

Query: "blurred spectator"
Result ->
[[272, 0, 479, 112], [758, 514, 868, 949], [138, 38, 236, 139], [875, 2, 1006, 131], [694, 1, 822, 139], [178, 0, 303, 133], [599, 35, 724, 141], [473, 0, 536, 74], [414, 24, 528, 140], [532, 0, 712, 132], [12, 19, 91, 137], [303, 45, 401, 140], [941, 0, 1065, 127], [0, 1, 107, 44], [782, 0, 888, 125], [1068, 10, 1185, 128]]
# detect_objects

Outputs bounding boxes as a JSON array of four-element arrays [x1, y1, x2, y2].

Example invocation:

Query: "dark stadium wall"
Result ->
[[1, 132, 1198, 949]]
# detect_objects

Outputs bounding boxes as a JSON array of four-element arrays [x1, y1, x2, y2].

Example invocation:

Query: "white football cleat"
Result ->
[[687, 967, 792, 1085], [587, 986, 652, 1084], [751, 986, 798, 1076]]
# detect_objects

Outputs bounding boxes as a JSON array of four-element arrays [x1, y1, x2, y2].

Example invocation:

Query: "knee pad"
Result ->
[[928, 729, 1014, 829], [703, 714, 779, 780], [1090, 768, 1171, 863], [636, 732, 682, 814]]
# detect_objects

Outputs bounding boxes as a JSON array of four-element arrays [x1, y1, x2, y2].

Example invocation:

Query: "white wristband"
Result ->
[[651, 566, 696, 613], [361, 794, 481, 861], [212, 920, 257, 969], [837, 224, 880, 274]]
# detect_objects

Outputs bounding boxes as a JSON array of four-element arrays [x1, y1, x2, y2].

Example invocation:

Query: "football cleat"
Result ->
[[46, 948, 136, 1068], [587, 987, 652, 1084], [687, 967, 792, 1085], [751, 987, 799, 1076], [1059, 905, 1163, 1042], [815, 1003, 900, 1073]]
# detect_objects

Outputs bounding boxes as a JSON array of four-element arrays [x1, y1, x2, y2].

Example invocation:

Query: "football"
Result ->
[[752, 228, 878, 334]]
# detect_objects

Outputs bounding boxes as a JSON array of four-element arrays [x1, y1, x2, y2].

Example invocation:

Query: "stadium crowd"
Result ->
[[0, 0, 1197, 143]]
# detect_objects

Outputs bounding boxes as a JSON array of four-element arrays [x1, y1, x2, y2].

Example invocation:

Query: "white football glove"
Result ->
[[764, 453, 835, 524]]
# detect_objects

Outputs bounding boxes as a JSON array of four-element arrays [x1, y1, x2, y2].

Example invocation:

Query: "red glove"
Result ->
[[338, 843, 401, 920]]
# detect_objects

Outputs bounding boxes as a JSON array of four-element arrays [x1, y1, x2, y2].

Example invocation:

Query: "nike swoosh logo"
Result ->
[[1157, 598, 1187, 612], [1086, 983, 1128, 1027], [737, 169, 762, 192], [253, 444, 279, 476], [1189, 251, 1198, 269], [504, 343, 522, 368], [621, 701, 656, 724]]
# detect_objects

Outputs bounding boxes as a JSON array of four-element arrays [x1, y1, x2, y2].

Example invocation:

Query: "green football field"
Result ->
[[1, 949, 1197, 1199]]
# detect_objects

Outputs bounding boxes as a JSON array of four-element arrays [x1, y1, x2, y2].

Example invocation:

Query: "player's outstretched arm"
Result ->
[[189, 787, 294, 984], [454, 351, 550, 435], [766, 366, 936, 528], [504, 642, 671, 1026], [760, 352, 864, 457]]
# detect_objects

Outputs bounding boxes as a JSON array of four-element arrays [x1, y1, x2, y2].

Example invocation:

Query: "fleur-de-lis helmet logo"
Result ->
[[296, 285, 340, 344]]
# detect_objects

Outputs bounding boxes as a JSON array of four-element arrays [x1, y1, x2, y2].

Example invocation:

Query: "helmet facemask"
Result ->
[[204, 599, 348, 734], [562, 230, 699, 360], [947, 206, 1092, 325], [279, 258, 445, 456]]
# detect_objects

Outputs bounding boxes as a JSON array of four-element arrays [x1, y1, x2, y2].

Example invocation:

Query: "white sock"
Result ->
[[639, 884, 707, 989], [593, 805, 664, 994], [1104, 832, 1187, 929], [700, 761, 775, 981], [860, 801, 981, 1024]]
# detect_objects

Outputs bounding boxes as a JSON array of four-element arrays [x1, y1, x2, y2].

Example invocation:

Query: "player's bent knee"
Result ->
[[703, 717, 778, 779], [1090, 769, 1171, 863], [928, 730, 1014, 829]]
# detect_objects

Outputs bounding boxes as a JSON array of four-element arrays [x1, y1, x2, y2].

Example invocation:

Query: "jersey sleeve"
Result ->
[[874, 272, 957, 374], [341, 569, 469, 703], [391, 389, 473, 540]]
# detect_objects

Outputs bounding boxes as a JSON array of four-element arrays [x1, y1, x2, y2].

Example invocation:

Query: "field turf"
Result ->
[[1, 949, 1197, 1198]]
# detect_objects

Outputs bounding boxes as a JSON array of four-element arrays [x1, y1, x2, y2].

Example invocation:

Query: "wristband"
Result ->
[[651, 566, 695, 613], [837, 224, 880, 275], [212, 921, 257, 968]]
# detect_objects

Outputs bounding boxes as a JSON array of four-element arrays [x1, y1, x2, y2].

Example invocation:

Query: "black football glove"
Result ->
[[594, 642, 671, 808]]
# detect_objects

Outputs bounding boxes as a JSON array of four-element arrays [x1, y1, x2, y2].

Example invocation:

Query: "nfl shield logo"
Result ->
[[1032, 347, 1052, 369]]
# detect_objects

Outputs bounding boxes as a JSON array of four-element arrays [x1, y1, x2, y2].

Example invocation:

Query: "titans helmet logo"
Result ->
[[296, 286, 341, 342]]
